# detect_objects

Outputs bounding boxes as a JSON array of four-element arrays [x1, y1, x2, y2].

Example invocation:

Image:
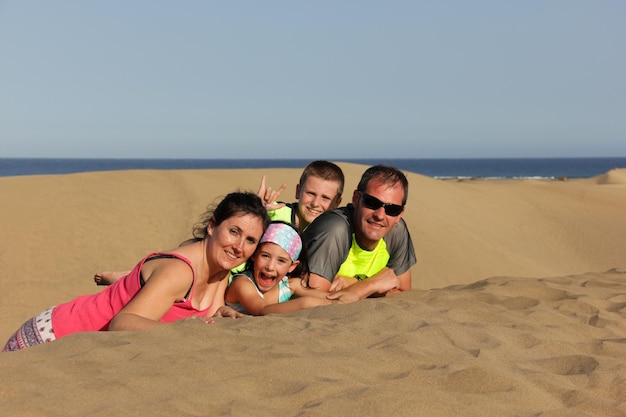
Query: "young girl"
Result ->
[[225, 221, 354, 315]]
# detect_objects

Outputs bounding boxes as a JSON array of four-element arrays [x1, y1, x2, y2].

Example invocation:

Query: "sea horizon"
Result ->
[[1, 156, 625, 180]]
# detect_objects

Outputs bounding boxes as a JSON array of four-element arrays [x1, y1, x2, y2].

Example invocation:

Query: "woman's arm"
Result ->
[[109, 258, 194, 331]]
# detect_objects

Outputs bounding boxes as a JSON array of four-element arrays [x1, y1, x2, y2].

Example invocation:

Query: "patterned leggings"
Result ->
[[2, 306, 57, 352]]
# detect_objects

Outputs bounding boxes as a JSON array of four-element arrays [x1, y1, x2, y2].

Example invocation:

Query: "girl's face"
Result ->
[[252, 242, 299, 293]]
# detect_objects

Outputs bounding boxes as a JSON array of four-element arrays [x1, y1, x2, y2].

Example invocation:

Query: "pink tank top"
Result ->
[[51, 252, 210, 337]]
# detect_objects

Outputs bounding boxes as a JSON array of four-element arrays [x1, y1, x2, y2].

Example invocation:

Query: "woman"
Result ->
[[3, 191, 271, 351]]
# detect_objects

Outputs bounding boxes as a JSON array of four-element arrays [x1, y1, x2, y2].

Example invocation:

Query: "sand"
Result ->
[[1, 163, 625, 416]]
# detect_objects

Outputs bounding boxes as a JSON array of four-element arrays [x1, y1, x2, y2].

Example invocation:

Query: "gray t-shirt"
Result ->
[[302, 205, 417, 283]]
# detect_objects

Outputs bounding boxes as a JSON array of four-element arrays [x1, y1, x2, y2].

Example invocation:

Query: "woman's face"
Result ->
[[208, 213, 265, 271], [252, 242, 298, 293]]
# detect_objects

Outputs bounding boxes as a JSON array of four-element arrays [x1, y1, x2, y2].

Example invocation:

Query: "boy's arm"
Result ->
[[306, 273, 332, 292], [289, 278, 331, 299], [256, 175, 287, 210]]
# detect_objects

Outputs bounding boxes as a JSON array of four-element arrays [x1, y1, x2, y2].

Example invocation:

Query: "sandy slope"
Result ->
[[0, 165, 625, 416]]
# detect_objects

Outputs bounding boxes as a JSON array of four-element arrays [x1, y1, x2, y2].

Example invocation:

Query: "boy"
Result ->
[[257, 160, 344, 231]]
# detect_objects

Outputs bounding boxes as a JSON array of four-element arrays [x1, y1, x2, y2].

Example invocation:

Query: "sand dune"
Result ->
[[1, 165, 625, 416]]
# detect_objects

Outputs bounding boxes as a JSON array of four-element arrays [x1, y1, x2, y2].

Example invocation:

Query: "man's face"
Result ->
[[352, 179, 405, 250], [295, 176, 342, 228]]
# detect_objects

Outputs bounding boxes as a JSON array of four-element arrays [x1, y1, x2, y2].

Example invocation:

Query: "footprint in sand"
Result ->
[[533, 354, 599, 376]]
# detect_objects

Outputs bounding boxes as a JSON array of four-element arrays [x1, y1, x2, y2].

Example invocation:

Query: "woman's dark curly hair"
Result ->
[[192, 191, 271, 239]]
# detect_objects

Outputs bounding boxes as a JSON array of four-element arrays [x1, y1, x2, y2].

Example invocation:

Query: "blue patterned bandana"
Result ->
[[259, 222, 302, 261]]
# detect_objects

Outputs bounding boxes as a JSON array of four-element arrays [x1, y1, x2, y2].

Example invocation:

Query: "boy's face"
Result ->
[[295, 176, 342, 228]]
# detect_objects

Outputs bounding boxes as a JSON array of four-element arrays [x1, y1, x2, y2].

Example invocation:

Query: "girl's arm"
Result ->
[[109, 258, 195, 331], [227, 276, 332, 316], [260, 296, 331, 315], [226, 276, 275, 316]]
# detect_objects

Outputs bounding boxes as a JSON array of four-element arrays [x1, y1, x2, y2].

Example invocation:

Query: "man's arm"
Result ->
[[383, 269, 411, 296], [327, 267, 401, 300]]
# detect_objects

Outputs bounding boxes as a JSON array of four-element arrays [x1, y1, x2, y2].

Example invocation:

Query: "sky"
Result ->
[[1, 1, 624, 159]]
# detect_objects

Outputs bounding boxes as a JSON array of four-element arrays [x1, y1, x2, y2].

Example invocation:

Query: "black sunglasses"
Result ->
[[360, 192, 404, 217]]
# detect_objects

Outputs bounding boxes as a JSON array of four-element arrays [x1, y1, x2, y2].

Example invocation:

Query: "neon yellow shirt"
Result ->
[[336, 234, 390, 280]]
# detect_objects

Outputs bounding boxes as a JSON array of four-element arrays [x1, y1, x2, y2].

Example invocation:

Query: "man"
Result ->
[[302, 165, 416, 299], [257, 160, 344, 231]]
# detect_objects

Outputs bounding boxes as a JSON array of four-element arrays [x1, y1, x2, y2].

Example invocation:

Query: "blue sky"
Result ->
[[1, 1, 624, 159]]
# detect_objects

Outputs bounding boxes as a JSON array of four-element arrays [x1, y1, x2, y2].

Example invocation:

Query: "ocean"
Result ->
[[1, 157, 625, 180]]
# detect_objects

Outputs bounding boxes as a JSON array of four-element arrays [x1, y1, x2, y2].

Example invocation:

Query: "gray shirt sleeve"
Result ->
[[302, 208, 352, 284], [385, 218, 417, 276]]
